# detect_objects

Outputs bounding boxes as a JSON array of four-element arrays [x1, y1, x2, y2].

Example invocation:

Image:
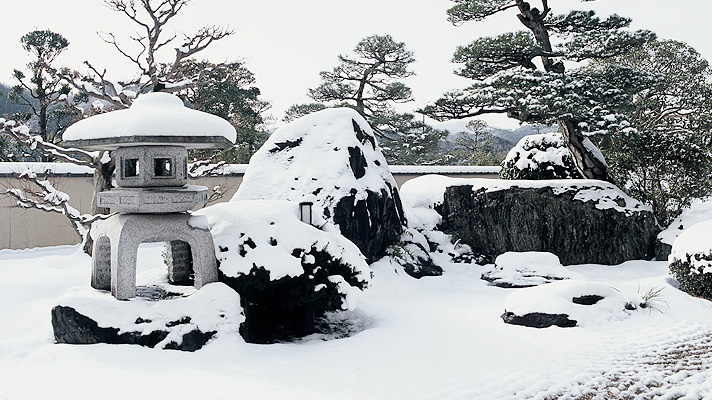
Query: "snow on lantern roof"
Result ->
[[63, 92, 236, 150]]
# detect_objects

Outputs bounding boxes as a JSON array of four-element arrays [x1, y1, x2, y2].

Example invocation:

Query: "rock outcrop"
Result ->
[[435, 179, 659, 265]]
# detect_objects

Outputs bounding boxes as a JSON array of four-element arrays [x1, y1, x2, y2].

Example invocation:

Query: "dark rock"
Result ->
[[348, 146, 368, 179], [333, 186, 405, 263], [655, 239, 672, 261], [501, 311, 577, 328], [164, 329, 216, 352], [437, 184, 659, 265], [402, 257, 443, 279], [239, 297, 316, 344], [572, 295, 604, 305], [51, 305, 215, 351], [269, 138, 303, 153]]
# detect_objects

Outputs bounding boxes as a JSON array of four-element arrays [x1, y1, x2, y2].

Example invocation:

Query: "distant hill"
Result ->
[[433, 118, 558, 156]]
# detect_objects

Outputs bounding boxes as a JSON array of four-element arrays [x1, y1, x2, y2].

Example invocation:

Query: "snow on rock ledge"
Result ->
[[232, 108, 405, 263], [401, 175, 659, 265]]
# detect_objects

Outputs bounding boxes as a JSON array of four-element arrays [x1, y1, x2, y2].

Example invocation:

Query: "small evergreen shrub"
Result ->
[[500, 132, 582, 180], [668, 221, 712, 301]]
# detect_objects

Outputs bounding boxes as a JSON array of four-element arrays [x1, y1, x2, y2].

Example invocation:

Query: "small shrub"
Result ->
[[500, 132, 582, 180], [668, 221, 712, 301]]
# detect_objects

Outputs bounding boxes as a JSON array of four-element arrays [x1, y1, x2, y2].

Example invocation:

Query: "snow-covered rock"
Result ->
[[656, 199, 712, 259], [501, 280, 630, 328], [194, 200, 371, 342], [669, 220, 712, 300], [482, 252, 580, 288], [52, 282, 242, 351], [232, 108, 406, 263]]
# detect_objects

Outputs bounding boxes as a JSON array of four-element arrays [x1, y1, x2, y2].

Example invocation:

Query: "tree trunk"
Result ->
[[84, 153, 116, 255], [91, 155, 115, 215], [559, 119, 608, 181]]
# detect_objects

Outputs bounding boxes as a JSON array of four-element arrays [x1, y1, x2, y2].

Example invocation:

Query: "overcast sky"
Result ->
[[2, 0, 710, 128]]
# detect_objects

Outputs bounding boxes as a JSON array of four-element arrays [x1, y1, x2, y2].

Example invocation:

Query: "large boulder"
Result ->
[[232, 108, 405, 263], [402, 176, 659, 265]]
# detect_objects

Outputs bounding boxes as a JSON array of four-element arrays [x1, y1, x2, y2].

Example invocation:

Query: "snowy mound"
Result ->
[[233, 108, 405, 262], [233, 108, 396, 211], [502, 280, 630, 328], [669, 220, 712, 300], [194, 200, 370, 311], [63, 92, 236, 146], [482, 252, 580, 288]]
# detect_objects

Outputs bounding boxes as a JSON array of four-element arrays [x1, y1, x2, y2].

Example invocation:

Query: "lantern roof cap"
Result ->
[[63, 92, 236, 150]]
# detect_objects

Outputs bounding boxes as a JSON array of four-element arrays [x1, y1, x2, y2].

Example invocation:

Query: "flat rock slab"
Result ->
[[51, 283, 243, 351]]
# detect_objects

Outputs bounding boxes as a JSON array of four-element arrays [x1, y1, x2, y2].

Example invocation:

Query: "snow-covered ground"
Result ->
[[2, 236, 712, 399]]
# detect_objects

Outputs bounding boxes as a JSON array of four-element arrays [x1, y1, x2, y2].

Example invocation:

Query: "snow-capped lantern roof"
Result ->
[[63, 92, 236, 150]]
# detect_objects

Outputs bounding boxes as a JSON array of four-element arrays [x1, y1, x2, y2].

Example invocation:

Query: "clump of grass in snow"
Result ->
[[639, 286, 669, 314]]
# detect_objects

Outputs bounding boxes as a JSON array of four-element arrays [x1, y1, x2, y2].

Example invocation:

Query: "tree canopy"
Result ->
[[592, 40, 712, 225]]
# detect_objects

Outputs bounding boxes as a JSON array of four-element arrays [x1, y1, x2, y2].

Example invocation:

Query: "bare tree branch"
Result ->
[[3, 170, 114, 241]]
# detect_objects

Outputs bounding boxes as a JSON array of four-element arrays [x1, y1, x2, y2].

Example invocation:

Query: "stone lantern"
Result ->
[[63, 93, 236, 300]]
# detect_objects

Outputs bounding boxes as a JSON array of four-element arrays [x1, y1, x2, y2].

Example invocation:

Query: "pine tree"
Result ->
[[10, 30, 72, 158], [287, 34, 446, 165], [421, 0, 656, 180]]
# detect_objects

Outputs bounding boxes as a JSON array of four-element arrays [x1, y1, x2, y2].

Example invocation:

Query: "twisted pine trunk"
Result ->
[[559, 119, 608, 181]]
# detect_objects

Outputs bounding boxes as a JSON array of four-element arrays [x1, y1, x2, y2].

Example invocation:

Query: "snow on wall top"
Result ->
[[62, 92, 236, 147], [670, 220, 712, 272], [0, 162, 95, 175], [400, 175, 651, 215], [388, 165, 500, 174], [231, 108, 397, 217]]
